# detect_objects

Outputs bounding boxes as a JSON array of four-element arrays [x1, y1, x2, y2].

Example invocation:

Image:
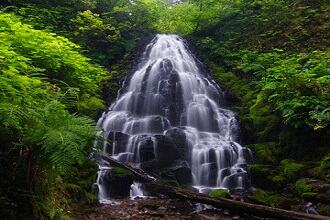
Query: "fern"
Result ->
[[27, 101, 98, 174]]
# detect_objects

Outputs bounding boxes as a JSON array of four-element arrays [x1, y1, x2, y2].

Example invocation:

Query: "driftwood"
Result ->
[[100, 154, 330, 220]]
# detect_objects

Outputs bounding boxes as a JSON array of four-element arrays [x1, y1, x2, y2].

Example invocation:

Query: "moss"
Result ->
[[319, 205, 330, 216], [159, 178, 179, 186], [208, 189, 230, 198], [271, 175, 286, 185], [301, 192, 318, 200], [279, 159, 304, 181], [251, 189, 293, 208], [112, 167, 134, 178], [307, 166, 324, 179]]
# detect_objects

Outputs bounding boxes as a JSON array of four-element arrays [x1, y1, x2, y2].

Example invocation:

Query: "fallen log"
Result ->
[[100, 154, 330, 220]]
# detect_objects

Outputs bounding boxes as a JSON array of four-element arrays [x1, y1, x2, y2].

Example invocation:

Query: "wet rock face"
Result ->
[[165, 127, 191, 160]]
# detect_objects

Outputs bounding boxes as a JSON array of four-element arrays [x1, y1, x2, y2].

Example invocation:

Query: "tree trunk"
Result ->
[[100, 154, 329, 220]]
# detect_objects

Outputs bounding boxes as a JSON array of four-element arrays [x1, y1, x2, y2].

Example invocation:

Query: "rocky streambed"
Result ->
[[72, 197, 241, 220]]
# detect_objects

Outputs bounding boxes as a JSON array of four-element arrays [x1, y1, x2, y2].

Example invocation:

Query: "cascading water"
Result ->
[[95, 34, 252, 201]]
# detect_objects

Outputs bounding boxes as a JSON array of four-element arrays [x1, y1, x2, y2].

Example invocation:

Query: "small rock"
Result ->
[[157, 206, 167, 214], [232, 216, 241, 220], [223, 209, 230, 216], [306, 202, 319, 215]]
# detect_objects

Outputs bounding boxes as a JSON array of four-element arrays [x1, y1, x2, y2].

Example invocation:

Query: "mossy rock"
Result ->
[[208, 189, 230, 198], [295, 178, 330, 202], [301, 192, 318, 200], [112, 167, 134, 178], [307, 166, 324, 179]]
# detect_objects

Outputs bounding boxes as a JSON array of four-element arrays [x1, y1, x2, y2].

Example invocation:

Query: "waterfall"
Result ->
[[95, 34, 252, 201], [130, 182, 145, 199]]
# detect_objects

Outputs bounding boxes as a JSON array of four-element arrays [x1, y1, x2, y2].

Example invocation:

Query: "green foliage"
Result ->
[[239, 50, 330, 130], [320, 154, 330, 181], [249, 142, 279, 164], [271, 175, 286, 186], [208, 189, 230, 198], [70, 9, 121, 64], [146, 1, 200, 35], [0, 12, 104, 219], [76, 94, 105, 118], [0, 13, 101, 172], [321, 153, 330, 170], [35, 197, 71, 220], [279, 160, 304, 181], [251, 189, 292, 208], [0, 13, 106, 95], [63, 160, 98, 202], [295, 179, 315, 198], [193, 0, 329, 164], [8, 0, 156, 66], [32, 103, 96, 173]]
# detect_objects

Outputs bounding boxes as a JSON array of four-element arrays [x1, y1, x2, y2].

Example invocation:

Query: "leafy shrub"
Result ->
[[295, 179, 315, 196], [0, 12, 104, 219], [239, 50, 330, 130], [0, 13, 106, 96], [279, 160, 304, 181]]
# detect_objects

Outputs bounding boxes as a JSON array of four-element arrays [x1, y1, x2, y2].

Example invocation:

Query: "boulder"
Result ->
[[168, 160, 193, 185], [100, 168, 134, 198]]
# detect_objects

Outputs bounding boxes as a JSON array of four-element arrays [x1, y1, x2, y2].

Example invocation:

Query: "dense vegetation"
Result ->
[[0, 0, 329, 219]]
